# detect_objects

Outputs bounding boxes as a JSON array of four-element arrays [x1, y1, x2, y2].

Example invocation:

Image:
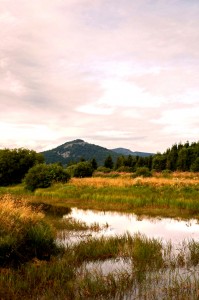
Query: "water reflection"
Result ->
[[65, 208, 199, 243]]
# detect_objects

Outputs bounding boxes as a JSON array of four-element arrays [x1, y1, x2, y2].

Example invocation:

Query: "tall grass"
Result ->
[[1, 173, 199, 219], [32, 176, 199, 218], [1, 228, 199, 299], [0, 194, 59, 266]]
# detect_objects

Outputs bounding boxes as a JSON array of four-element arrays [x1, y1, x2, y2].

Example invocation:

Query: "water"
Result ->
[[61, 208, 199, 297], [65, 208, 199, 243]]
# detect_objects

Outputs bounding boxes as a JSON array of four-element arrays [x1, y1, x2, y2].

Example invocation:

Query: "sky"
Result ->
[[0, 0, 199, 153]]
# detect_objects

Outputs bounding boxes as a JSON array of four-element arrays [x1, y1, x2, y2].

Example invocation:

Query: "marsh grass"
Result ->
[[188, 240, 199, 267], [32, 177, 199, 218], [1, 230, 199, 299], [0, 194, 59, 266], [129, 233, 164, 270], [1, 172, 199, 218], [71, 235, 129, 262], [55, 217, 103, 232]]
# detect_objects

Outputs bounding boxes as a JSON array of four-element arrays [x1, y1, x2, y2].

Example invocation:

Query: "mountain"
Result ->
[[41, 139, 121, 166], [41, 139, 153, 166], [111, 147, 154, 157]]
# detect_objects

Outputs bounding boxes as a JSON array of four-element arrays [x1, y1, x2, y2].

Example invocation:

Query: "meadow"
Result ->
[[1, 172, 199, 299], [3, 171, 199, 218]]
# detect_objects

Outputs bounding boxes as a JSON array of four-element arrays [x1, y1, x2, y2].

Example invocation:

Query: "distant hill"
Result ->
[[41, 139, 120, 166], [41, 139, 153, 166], [111, 147, 154, 157]]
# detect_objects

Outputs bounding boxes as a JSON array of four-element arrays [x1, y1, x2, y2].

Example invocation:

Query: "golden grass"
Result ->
[[70, 172, 199, 188], [0, 194, 44, 234]]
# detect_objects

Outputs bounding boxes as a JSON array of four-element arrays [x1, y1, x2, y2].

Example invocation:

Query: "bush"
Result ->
[[116, 166, 134, 173], [73, 161, 94, 178], [0, 194, 59, 266], [133, 167, 152, 178], [96, 166, 111, 173], [24, 163, 70, 191]]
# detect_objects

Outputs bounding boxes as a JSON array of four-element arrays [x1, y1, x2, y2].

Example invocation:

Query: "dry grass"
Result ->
[[0, 194, 59, 266], [70, 172, 199, 188], [0, 194, 44, 234]]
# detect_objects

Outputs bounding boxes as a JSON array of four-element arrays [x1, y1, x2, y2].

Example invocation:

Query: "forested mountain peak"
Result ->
[[41, 139, 151, 166]]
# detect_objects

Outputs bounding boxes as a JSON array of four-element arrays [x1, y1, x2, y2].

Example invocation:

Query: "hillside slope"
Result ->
[[111, 147, 153, 157], [41, 139, 120, 166]]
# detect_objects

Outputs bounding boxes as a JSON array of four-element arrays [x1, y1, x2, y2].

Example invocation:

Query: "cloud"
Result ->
[[0, 0, 199, 153]]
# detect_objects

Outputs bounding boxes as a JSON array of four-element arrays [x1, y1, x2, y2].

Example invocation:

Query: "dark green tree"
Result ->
[[90, 158, 98, 170], [177, 148, 189, 171], [166, 144, 178, 171], [104, 155, 114, 169], [190, 157, 199, 172], [152, 154, 167, 171], [115, 155, 125, 170], [124, 155, 133, 167], [0, 148, 44, 186]]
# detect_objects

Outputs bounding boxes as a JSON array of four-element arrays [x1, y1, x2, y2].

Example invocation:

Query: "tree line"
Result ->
[[0, 141, 198, 191], [102, 141, 199, 173]]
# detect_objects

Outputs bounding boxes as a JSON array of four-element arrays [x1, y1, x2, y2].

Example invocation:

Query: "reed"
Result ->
[[0, 194, 59, 266], [1, 231, 199, 299]]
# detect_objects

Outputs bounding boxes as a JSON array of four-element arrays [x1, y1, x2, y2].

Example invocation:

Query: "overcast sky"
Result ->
[[1, 0, 199, 153]]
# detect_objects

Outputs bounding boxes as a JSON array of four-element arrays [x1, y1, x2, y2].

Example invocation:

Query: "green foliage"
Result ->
[[90, 158, 98, 170], [177, 147, 189, 171], [24, 163, 70, 191], [117, 166, 134, 173], [96, 166, 111, 173], [73, 161, 94, 178], [104, 155, 114, 169], [134, 167, 152, 178], [152, 141, 199, 172], [152, 154, 167, 171], [0, 148, 44, 186], [190, 157, 199, 172], [66, 161, 94, 178]]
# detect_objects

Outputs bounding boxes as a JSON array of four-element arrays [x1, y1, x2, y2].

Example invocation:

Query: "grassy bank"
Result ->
[[1, 172, 199, 218]]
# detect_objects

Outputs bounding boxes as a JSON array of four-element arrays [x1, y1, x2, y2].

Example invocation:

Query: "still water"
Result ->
[[65, 208, 199, 243]]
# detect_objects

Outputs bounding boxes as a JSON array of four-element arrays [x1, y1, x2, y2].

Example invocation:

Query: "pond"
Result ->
[[60, 208, 199, 296], [65, 208, 199, 243]]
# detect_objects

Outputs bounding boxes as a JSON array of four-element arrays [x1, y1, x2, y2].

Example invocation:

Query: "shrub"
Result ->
[[116, 166, 134, 173], [96, 166, 111, 173], [24, 163, 70, 191], [133, 167, 152, 178], [73, 161, 94, 178], [0, 194, 59, 266]]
